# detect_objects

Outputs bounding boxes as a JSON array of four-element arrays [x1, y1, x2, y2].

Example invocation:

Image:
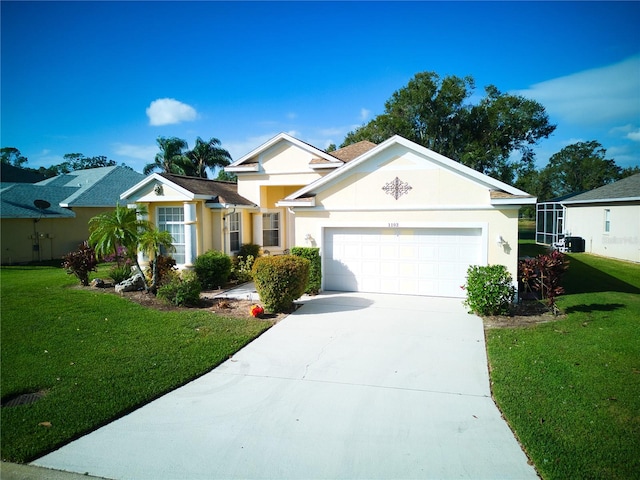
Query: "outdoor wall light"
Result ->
[[496, 235, 506, 246]]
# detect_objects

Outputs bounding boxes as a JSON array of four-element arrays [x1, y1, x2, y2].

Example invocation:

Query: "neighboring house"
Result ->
[[1, 166, 145, 264], [123, 133, 535, 298], [561, 173, 640, 263]]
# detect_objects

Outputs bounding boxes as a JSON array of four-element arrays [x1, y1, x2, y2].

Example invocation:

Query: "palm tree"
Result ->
[[88, 204, 151, 290], [185, 137, 232, 178], [139, 228, 175, 292], [143, 137, 189, 175]]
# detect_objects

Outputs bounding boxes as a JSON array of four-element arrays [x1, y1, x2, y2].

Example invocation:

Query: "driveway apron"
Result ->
[[33, 292, 538, 479]]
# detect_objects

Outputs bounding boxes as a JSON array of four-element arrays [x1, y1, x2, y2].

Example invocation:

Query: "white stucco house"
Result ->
[[561, 173, 640, 263], [122, 133, 536, 298]]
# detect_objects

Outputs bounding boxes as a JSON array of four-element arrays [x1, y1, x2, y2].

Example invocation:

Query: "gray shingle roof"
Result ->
[[1, 166, 146, 218], [0, 184, 77, 218], [563, 173, 640, 204], [159, 174, 255, 206]]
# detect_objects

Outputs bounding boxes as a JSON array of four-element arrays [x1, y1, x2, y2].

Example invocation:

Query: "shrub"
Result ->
[[230, 255, 255, 283], [290, 247, 321, 294], [193, 250, 232, 289], [238, 243, 261, 259], [157, 271, 202, 307], [463, 264, 516, 316], [62, 242, 98, 286], [519, 250, 569, 311], [108, 263, 132, 284], [146, 255, 177, 287], [252, 255, 310, 313]]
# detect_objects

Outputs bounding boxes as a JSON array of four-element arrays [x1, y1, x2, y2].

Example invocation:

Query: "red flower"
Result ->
[[250, 304, 264, 318]]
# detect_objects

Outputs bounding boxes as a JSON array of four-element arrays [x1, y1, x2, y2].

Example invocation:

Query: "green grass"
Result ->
[[1, 265, 272, 463], [486, 252, 640, 479]]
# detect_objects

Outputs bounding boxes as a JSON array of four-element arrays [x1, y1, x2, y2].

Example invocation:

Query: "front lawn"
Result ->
[[486, 253, 640, 479], [0, 265, 272, 463]]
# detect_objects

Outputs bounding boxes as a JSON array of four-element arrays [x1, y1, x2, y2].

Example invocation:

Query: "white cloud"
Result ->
[[146, 98, 197, 126], [360, 108, 371, 121], [514, 55, 640, 126], [113, 143, 157, 160], [626, 129, 640, 142]]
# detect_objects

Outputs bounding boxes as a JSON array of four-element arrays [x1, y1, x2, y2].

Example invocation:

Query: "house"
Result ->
[[561, 173, 640, 262], [1, 166, 145, 264], [123, 133, 535, 298]]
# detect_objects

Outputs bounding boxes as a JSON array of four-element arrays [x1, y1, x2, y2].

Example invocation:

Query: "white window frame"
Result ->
[[229, 211, 241, 253], [604, 209, 611, 233], [157, 206, 186, 264], [262, 211, 281, 248]]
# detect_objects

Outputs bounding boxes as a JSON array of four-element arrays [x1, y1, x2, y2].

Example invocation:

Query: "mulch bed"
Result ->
[[482, 299, 565, 329], [84, 283, 288, 322]]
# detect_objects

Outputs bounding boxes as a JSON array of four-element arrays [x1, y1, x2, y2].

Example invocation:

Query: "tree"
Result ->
[[542, 141, 622, 198], [216, 169, 237, 183], [88, 204, 151, 290], [138, 228, 175, 292], [1, 147, 28, 166], [144, 137, 189, 175], [184, 137, 232, 178], [342, 72, 556, 183]]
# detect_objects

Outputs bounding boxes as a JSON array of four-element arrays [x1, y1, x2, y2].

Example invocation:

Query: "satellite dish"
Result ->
[[33, 199, 51, 210]]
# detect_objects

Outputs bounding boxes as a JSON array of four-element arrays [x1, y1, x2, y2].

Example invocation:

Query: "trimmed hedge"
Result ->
[[290, 246, 321, 294], [193, 250, 232, 289], [463, 264, 515, 316], [252, 255, 310, 313]]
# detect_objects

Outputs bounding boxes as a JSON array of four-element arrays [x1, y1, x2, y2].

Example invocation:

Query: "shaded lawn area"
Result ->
[[486, 253, 640, 479], [0, 266, 273, 463]]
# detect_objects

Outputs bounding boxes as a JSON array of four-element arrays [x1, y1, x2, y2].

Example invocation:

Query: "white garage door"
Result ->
[[324, 227, 483, 298]]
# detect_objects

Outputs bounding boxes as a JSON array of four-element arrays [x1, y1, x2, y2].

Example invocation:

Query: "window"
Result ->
[[229, 212, 241, 252], [262, 212, 279, 247], [158, 207, 185, 264], [604, 209, 611, 233]]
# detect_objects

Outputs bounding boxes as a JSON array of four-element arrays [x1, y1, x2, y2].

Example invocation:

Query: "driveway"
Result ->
[[33, 292, 538, 479]]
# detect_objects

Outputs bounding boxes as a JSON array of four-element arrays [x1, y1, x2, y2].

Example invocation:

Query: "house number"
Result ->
[[388, 223, 399, 228]]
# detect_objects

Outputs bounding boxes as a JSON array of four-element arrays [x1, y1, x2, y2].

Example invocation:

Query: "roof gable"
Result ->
[[281, 135, 534, 206], [121, 173, 255, 206], [226, 132, 343, 173]]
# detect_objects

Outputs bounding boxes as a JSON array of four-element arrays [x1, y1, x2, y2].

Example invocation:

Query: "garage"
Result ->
[[323, 227, 484, 298]]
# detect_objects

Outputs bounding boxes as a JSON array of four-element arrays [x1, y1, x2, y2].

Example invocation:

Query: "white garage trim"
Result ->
[[321, 223, 487, 298]]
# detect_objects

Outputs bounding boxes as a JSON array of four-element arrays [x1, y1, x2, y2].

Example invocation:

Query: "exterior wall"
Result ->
[[235, 142, 328, 205], [293, 207, 520, 285], [287, 145, 522, 285], [318, 146, 489, 209], [1, 207, 115, 264], [565, 203, 640, 262]]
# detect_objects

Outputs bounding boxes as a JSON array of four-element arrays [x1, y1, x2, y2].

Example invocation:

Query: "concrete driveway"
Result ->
[[33, 292, 538, 479]]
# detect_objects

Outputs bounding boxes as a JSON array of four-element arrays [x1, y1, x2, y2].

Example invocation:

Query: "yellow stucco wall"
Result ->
[[1, 207, 116, 264], [288, 145, 522, 283], [292, 207, 520, 281]]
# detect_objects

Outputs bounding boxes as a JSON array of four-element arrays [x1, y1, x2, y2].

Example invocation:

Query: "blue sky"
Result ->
[[2, 1, 639, 175]]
